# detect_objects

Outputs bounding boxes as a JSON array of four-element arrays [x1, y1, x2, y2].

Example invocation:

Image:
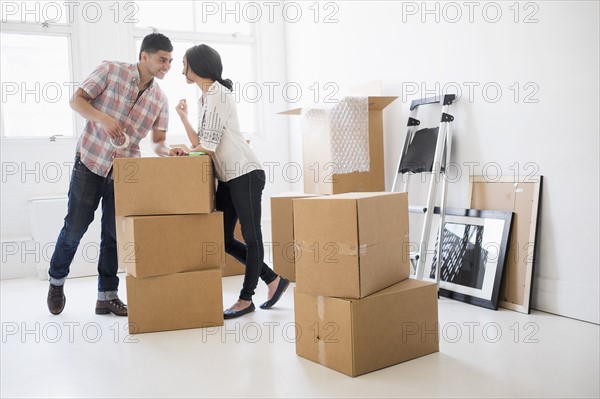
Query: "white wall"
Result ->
[[1, 2, 291, 279], [284, 1, 599, 323], [2, 1, 598, 324]]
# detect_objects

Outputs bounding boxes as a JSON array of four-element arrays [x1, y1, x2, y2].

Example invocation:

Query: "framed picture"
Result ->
[[424, 207, 514, 310], [470, 176, 543, 314]]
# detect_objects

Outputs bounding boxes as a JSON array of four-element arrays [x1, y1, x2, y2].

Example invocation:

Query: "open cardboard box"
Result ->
[[279, 96, 397, 195]]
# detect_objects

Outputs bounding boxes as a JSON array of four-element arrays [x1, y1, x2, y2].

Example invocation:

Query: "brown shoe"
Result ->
[[95, 298, 127, 316], [47, 283, 66, 315]]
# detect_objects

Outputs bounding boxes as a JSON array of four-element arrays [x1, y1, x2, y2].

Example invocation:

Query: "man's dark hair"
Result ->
[[139, 33, 173, 60]]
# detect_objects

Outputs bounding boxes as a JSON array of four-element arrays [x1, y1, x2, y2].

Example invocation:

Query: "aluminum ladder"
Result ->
[[391, 94, 456, 283]]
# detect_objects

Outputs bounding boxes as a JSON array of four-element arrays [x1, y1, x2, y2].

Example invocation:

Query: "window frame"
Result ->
[[132, 4, 263, 140], [0, 19, 79, 140]]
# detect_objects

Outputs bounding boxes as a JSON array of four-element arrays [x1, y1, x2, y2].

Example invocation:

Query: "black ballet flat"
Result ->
[[260, 277, 290, 310], [224, 302, 255, 319]]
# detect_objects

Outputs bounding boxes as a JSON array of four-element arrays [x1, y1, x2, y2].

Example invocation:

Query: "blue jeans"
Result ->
[[216, 169, 278, 301], [49, 156, 119, 292]]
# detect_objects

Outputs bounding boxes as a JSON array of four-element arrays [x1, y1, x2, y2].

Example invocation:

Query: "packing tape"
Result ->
[[317, 339, 327, 366], [317, 295, 325, 320], [359, 244, 367, 256], [110, 133, 131, 149], [316, 295, 326, 366]]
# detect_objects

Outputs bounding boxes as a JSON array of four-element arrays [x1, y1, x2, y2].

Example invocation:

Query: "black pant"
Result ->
[[216, 169, 278, 301]]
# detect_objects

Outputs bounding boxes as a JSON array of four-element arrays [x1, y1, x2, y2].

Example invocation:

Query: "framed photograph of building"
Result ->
[[424, 208, 513, 310]]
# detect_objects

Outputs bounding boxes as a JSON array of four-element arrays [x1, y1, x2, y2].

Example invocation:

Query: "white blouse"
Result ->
[[198, 81, 262, 182]]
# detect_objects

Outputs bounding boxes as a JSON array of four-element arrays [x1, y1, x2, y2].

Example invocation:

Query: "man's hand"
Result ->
[[168, 147, 188, 156], [101, 114, 125, 139], [70, 88, 125, 139]]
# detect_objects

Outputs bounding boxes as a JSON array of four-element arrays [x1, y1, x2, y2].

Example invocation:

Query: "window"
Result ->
[[135, 1, 253, 34], [1, 2, 75, 138], [1, 33, 73, 138], [133, 0, 258, 138]]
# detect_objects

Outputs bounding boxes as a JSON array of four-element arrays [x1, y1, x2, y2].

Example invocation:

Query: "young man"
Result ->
[[47, 33, 185, 316]]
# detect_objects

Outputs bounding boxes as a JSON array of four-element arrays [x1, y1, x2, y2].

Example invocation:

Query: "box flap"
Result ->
[[293, 197, 362, 298], [270, 192, 321, 199], [331, 279, 436, 302], [369, 278, 436, 297], [294, 290, 354, 376], [351, 279, 439, 376], [293, 198, 358, 246], [356, 192, 408, 246], [278, 108, 303, 115], [278, 96, 397, 115], [306, 192, 391, 201], [367, 96, 397, 110]]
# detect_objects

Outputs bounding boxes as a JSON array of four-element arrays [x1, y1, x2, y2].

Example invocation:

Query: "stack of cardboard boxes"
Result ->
[[273, 95, 439, 376], [292, 192, 439, 377], [113, 156, 224, 334], [271, 96, 398, 281]]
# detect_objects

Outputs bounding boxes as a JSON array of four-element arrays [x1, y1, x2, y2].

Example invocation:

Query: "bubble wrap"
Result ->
[[299, 97, 370, 175], [330, 97, 370, 174]]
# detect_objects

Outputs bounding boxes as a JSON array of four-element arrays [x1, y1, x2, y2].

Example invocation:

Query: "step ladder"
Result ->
[[391, 94, 456, 283]]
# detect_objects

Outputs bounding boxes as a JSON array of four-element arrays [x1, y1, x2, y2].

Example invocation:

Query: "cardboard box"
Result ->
[[270, 192, 321, 282], [294, 278, 439, 377], [126, 269, 223, 334], [279, 96, 397, 195], [222, 222, 246, 277], [116, 212, 224, 278], [293, 192, 410, 299], [113, 156, 215, 216]]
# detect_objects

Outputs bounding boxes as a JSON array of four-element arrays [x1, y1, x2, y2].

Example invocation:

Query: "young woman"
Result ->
[[176, 44, 289, 319]]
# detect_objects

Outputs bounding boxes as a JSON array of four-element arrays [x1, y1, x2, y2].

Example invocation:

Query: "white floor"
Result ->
[[1, 274, 598, 398]]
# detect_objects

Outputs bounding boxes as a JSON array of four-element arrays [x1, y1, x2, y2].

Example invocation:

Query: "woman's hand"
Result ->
[[176, 99, 188, 120]]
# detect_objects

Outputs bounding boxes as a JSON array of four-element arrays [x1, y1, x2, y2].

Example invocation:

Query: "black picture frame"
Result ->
[[424, 208, 514, 310]]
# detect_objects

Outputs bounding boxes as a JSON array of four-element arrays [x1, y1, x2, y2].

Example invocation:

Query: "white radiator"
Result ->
[[29, 196, 103, 280]]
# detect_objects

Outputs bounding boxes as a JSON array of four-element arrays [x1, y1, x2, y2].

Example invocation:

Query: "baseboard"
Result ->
[[532, 275, 600, 324]]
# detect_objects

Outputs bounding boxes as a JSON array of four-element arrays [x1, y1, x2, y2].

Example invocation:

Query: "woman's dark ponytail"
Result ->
[[217, 78, 233, 91], [185, 44, 233, 91]]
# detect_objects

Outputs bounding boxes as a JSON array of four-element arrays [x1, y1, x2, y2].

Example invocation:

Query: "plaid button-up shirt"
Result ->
[[75, 61, 169, 177]]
